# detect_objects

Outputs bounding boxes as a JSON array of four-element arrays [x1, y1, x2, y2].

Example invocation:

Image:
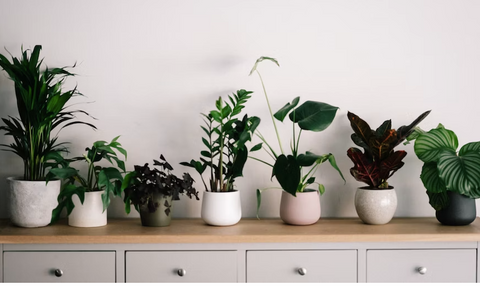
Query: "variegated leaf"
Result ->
[[437, 150, 480, 194], [414, 126, 458, 163]]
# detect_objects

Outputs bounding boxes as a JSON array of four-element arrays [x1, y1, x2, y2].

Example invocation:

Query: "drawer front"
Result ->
[[4, 251, 116, 282], [247, 250, 357, 283], [126, 251, 237, 282], [367, 249, 477, 282]]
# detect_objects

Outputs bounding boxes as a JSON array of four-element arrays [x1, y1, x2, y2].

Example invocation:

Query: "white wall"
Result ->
[[0, 0, 479, 220]]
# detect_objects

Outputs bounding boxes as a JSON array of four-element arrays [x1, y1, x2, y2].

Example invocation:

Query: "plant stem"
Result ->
[[255, 70, 284, 155], [248, 156, 274, 167]]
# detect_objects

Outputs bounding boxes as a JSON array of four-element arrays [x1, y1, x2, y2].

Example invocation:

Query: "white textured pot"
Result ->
[[201, 190, 241, 226], [280, 190, 321, 226], [8, 177, 60, 228], [68, 191, 107, 227], [354, 187, 397, 225]]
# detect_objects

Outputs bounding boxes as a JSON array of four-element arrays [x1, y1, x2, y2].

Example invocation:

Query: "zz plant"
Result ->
[[181, 89, 260, 192], [0, 45, 96, 181], [249, 57, 345, 213], [49, 136, 127, 223], [407, 124, 480, 210], [347, 111, 430, 189]]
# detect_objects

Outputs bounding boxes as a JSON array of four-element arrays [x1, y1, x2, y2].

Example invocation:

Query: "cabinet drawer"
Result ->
[[247, 250, 357, 282], [367, 249, 477, 282], [3, 251, 116, 282], [125, 251, 237, 282]]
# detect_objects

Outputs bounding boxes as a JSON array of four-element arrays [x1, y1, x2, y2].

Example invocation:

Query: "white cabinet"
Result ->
[[247, 250, 357, 282], [3, 251, 116, 283], [366, 249, 477, 283], [126, 251, 238, 282]]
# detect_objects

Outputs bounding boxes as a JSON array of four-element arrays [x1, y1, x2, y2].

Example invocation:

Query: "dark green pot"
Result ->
[[139, 194, 173, 227], [435, 191, 476, 226]]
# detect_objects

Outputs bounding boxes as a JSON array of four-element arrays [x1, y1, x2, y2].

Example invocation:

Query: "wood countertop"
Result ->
[[0, 217, 479, 244]]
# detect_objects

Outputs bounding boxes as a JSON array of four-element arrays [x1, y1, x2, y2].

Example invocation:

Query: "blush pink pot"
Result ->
[[280, 190, 321, 225]]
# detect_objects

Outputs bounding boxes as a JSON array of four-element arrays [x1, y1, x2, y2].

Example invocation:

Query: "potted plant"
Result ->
[[122, 155, 199, 227], [249, 56, 345, 226], [181, 89, 260, 226], [0, 45, 96, 227], [49, 136, 127, 227], [347, 110, 430, 225], [406, 124, 479, 225]]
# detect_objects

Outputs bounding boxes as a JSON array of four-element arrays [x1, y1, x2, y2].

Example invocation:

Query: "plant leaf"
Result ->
[[437, 150, 480, 194], [274, 97, 300, 122], [420, 162, 447, 194], [249, 56, 279, 76], [414, 126, 458, 163], [272, 154, 300, 195], [289, 101, 339, 132]]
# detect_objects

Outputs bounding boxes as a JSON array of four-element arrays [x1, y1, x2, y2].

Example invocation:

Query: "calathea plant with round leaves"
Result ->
[[406, 124, 480, 211], [249, 56, 345, 216]]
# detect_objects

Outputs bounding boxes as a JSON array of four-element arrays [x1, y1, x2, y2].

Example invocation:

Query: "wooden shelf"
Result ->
[[1, 217, 479, 244]]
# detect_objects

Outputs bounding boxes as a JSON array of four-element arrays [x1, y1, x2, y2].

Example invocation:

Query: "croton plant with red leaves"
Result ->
[[347, 110, 431, 189]]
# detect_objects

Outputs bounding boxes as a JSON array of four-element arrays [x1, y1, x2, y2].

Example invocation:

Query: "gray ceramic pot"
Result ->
[[436, 191, 476, 226]]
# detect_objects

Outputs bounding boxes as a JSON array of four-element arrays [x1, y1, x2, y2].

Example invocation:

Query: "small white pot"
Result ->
[[8, 177, 60, 228], [280, 190, 321, 226], [68, 191, 107, 227], [201, 190, 241, 226], [354, 187, 397, 225]]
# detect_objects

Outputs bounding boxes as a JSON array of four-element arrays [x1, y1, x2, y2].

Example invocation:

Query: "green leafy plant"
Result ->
[[181, 89, 261, 192], [48, 136, 127, 223], [0, 45, 96, 181], [122, 155, 199, 215], [347, 111, 430, 189], [249, 56, 345, 213], [407, 124, 480, 210]]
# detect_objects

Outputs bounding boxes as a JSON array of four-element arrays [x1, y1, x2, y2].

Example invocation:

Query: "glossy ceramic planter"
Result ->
[[201, 190, 241, 226], [436, 191, 476, 226], [280, 190, 321, 226], [8, 177, 60, 228], [139, 194, 173, 227], [69, 191, 107, 227], [354, 187, 397, 225]]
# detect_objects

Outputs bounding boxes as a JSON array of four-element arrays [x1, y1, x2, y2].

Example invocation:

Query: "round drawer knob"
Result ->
[[297, 267, 307, 276], [177, 269, 187, 277], [54, 269, 63, 277], [417, 267, 427, 275]]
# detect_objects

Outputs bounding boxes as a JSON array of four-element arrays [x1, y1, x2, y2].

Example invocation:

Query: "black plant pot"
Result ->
[[435, 191, 476, 226]]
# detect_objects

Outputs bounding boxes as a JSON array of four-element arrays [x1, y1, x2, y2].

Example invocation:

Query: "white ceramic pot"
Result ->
[[201, 190, 241, 226], [354, 187, 397, 225], [8, 177, 60, 227], [68, 191, 107, 227], [280, 190, 321, 225]]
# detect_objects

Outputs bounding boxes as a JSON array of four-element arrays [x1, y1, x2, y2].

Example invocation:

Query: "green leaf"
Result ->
[[437, 150, 480, 194], [274, 97, 300, 122], [459, 142, 480, 156], [318, 184, 325, 195], [290, 101, 339, 132], [272, 155, 300, 196], [249, 56, 279, 76], [297, 152, 329, 167], [328, 154, 346, 183], [250, 143, 263, 152], [256, 189, 262, 219], [426, 190, 449, 211], [420, 162, 447, 194], [414, 126, 458, 163]]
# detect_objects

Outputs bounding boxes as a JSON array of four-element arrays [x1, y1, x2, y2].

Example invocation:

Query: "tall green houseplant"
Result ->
[[0, 45, 96, 181], [249, 57, 345, 215]]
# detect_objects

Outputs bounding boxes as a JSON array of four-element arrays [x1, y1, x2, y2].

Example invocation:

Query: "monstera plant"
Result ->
[[249, 56, 345, 225], [347, 110, 431, 189], [346, 110, 430, 225], [407, 124, 480, 225]]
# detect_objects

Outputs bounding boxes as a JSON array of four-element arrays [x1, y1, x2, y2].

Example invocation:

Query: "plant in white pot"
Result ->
[[181, 89, 261, 226], [406, 124, 480, 226], [346, 111, 430, 225], [249, 57, 345, 226], [122, 155, 199, 227], [49, 136, 127, 227], [0, 45, 96, 227]]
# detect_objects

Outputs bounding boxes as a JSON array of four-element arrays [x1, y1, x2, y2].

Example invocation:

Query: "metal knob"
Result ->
[[417, 267, 427, 275], [54, 269, 63, 277], [177, 269, 186, 277], [297, 267, 307, 276]]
